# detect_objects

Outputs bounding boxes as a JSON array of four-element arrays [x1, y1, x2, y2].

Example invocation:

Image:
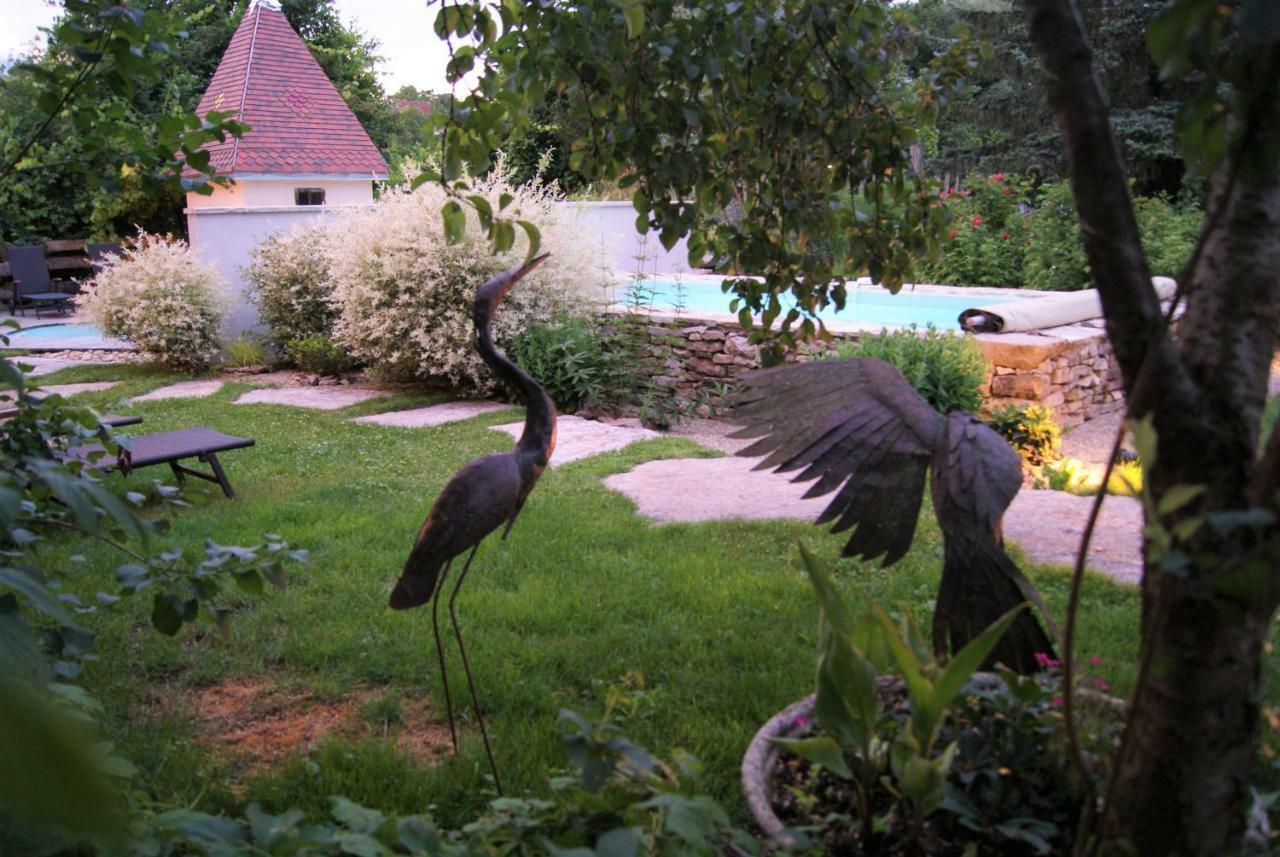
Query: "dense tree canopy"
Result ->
[[0, 0, 392, 244]]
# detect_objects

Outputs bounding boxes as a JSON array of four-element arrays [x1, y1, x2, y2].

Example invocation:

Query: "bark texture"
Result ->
[[1022, 1, 1280, 853]]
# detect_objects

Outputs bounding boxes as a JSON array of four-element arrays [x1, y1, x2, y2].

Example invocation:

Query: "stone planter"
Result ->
[[742, 676, 1125, 849], [741, 694, 815, 848]]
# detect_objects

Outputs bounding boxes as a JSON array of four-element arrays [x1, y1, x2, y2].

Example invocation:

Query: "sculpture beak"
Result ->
[[481, 253, 551, 309]]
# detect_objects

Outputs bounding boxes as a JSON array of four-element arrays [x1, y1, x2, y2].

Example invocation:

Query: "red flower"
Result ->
[[948, 229, 958, 239], [1003, 186, 1011, 196], [992, 172, 1005, 181], [971, 215, 983, 227], [1000, 231, 1010, 239]]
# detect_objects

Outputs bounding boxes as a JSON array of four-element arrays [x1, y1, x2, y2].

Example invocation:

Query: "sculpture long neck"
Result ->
[[476, 318, 555, 464]]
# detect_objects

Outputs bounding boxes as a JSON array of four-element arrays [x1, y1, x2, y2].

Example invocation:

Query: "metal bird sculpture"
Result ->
[[730, 357, 1056, 674], [389, 254, 555, 792]]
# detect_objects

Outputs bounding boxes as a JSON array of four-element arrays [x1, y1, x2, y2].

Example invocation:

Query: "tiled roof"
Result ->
[[185, 1, 388, 178]]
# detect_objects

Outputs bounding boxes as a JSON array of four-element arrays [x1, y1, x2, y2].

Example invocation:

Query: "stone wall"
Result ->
[[639, 313, 1123, 426]]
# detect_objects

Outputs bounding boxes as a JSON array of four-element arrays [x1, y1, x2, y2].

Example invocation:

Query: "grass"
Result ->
[[34, 364, 1144, 827]]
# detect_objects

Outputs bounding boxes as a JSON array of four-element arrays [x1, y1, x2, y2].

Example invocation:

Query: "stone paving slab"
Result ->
[[18, 357, 91, 377], [491, 415, 661, 467], [131, 380, 224, 403], [353, 401, 510, 427], [41, 381, 119, 397], [234, 386, 389, 411], [603, 451, 1143, 585]]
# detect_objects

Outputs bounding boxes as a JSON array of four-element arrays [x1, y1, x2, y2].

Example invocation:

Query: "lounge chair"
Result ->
[[87, 242, 122, 274], [66, 426, 255, 498], [4, 245, 73, 317]]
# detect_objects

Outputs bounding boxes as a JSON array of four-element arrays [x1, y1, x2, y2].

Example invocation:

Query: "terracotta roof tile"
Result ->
[[184, 2, 387, 179]]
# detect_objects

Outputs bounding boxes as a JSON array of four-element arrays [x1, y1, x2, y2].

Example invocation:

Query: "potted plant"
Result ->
[[742, 547, 1121, 854]]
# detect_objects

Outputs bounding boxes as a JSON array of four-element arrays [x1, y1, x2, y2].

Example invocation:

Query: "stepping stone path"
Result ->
[[41, 381, 119, 397], [131, 380, 224, 403], [604, 448, 1144, 586], [490, 415, 661, 467], [20, 357, 90, 377], [353, 401, 510, 428], [235, 387, 389, 411]]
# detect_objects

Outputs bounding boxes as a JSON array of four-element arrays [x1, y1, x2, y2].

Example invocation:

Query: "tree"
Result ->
[[0, 0, 392, 242], [432, 0, 1279, 851]]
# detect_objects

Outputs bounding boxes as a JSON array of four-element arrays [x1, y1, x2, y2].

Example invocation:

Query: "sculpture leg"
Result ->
[[449, 544, 502, 795], [430, 559, 458, 753]]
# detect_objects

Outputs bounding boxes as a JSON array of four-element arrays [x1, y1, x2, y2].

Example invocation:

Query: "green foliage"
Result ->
[[829, 326, 988, 415], [773, 547, 1085, 852], [1022, 180, 1091, 291], [921, 173, 1032, 287], [505, 316, 631, 414], [0, 336, 307, 851], [285, 334, 353, 377], [134, 706, 760, 856], [223, 337, 268, 369], [422, 0, 977, 348], [244, 221, 339, 346], [1133, 193, 1203, 278], [985, 404, 1062, 467]]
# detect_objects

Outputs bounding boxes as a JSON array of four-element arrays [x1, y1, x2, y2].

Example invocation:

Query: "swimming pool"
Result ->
[[610, 276, 1026, 331], [4, 323, 134, 351]]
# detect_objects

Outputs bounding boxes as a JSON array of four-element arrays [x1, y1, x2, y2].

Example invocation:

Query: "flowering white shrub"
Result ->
[[83, 235, 229, 373], [326, 167, 605, 392], [243, 220, 337, 345]]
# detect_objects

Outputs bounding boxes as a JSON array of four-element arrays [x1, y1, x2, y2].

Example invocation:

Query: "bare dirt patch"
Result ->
[[161, 678, 454, 771]]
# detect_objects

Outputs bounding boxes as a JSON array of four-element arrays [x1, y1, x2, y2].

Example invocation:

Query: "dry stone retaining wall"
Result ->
[[636, 314, 1123, 426]]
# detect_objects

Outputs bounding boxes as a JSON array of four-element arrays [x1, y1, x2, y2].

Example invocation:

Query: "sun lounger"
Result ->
[[69, 426, 255, 498], [86, 242, 122, 274], [4, 245, 73, 317]]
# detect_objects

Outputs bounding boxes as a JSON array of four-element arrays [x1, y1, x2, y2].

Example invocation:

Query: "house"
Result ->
[[184, 0, 388, 333]]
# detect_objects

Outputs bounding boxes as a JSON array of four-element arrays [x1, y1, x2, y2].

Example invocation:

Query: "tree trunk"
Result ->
[[1021, 1, 1280, 852]]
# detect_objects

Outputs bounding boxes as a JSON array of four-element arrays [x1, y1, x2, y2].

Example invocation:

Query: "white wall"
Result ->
[[187, 177, 376, 209], [186, 205, 368, 336], [559, 201, 701, 277]]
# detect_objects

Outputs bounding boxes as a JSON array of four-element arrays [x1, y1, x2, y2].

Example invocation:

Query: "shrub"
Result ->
[[985, 404, 1062, 466], [506, 316, 631, 413], [1023, 180, 1092, 291], [921, 173, 1031, 287], [285, 334, 352, 376], [327, 166, 602, 392], [243, 220, 337, 345], [223, 336, 267, 368], [828, 325, 989, 414], [83, 234, 228, 372], [1133, 193, 1202, 279]]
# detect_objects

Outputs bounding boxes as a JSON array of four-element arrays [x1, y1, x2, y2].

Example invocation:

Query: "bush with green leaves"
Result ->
[[223, 336, 268, 368], [83, 234, 228, 373], [828, 325, 988, 415], [506, 316, 632, 413], [0, 338, 307, 851], [1132, 193, 1202, 279], [243, 220, 339, 346], [285, 334, 353, 377], [985, 404, 1062, 466], [921, 173, 1032, 287], [327, 166, 603, 392]]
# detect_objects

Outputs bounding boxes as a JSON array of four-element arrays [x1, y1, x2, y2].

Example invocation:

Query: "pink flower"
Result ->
[[1051, 696, 1064, 707], [971, 215, 983, 227], [1090, 677, 1110, 692], [1034, 651, 1060, 669], [948, 229, 959, 239], [792, 714, 809, 728], [1088, 655, 1103, 666], [992, 172, 1005, 181]]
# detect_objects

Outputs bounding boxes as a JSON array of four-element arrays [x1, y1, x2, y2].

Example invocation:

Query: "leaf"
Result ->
[[613, 0, 644, 39], [442, 200, 466, 244], [768, 735, 853, 779], [517, 220, 542, 259], [594, 827, 643, 857], [1157, 484, 1205, 517], [923, 604, 1027, 745], [150, 593, 186, 636], [0, 568, 73, 626]]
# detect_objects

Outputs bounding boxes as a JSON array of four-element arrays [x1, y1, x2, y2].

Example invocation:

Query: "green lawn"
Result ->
[[35, 364, 1144, 827]]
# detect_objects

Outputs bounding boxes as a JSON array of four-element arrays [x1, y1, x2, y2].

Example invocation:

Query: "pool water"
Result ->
[[5, 323, 133, 350], [613, 277, 1017, 330]]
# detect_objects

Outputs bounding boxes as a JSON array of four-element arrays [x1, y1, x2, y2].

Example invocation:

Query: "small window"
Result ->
[[295, 187, 325, 206]]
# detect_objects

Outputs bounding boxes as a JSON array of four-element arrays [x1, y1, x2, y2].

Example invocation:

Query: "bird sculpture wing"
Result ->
[[731, 357, 1057, 673], [930, 412, 1058, 672], [730, 358, 945, 565]]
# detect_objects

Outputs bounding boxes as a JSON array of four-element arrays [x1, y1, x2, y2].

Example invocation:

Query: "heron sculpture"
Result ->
[[730, 357, 1056, 673], [389, 253, 554, 792]]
